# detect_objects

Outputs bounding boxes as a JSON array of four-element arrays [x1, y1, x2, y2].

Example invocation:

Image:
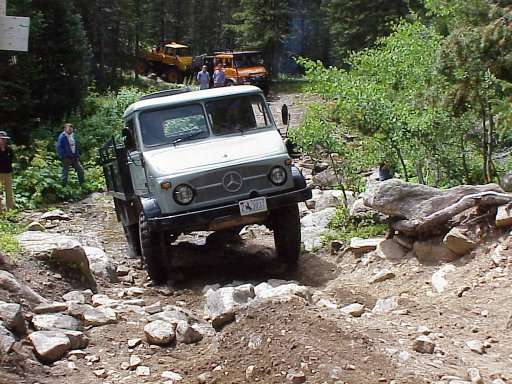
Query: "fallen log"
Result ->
[[390, 191, 512, 236]]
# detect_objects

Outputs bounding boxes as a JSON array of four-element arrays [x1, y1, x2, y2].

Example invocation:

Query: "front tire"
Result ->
[[271, 204, 301, 268], [165, 68, 183, 84], [139, 212, 168, 284]]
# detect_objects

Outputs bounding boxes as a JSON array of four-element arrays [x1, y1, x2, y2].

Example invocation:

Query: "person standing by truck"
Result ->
[[56, 123, 85, 186], [213, 63, 226, 88], [197, 65, 211, 90], [0, 131, 15, 210]]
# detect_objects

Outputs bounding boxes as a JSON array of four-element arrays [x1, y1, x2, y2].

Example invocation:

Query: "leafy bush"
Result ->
[[323, 205, 387, 244], [0, 210, 22, 256]]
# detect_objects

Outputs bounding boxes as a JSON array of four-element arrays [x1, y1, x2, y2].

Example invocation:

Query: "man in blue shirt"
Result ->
[[213, 64, 226, 88], [56, 123, 85, 186], [197, 65, 211, 90]]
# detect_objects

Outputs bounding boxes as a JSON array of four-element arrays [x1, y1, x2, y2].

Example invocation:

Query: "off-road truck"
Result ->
[[136, 42, 193, 83], [100, 85, 311, 283]]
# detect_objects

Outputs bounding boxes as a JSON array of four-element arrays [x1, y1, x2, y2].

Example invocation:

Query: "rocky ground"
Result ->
[[1, 91, 512, 384]]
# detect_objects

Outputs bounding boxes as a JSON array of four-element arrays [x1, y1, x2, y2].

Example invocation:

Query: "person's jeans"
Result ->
[[62, 157, 85, 186], [0, 172, 14, 210]]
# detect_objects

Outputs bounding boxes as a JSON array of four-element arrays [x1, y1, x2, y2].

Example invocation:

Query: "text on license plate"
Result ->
[[239, 197, 267, 216]]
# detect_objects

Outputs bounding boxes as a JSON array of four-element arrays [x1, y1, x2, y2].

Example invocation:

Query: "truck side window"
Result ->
[[123, 119, 137, 151]]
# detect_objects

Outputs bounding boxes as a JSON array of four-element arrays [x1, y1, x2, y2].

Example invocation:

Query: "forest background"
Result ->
[[0, 0, 512, 211]]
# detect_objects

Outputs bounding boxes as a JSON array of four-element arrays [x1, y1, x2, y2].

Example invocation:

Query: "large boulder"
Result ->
[[300, 208, 337, 251], [364, 179, 503, 220], [0, 270, 47, 305], [16, 232, 96, 288], [83, 246, 118, 283], [0, 302, 27, 335], [144, 320, 175, 345], [28, 330, 71, 363]]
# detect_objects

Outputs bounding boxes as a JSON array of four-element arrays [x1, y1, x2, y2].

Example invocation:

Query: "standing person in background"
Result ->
[[0, 131, 15, 211], [56, 123, 85, 186], [213, 63, 226, 88], [197, 65, 211, 90]]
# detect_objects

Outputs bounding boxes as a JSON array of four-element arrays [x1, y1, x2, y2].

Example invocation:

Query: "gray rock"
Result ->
[[175, 320, 203, 344], [414, 239, 458, 263], [0, 270, 47, 304], [465, 339, 485, 354], [300, 208, 337, 251], [349, 198, 386, 223], [369, 269, 395, 284], [29, 330, 71, 363], [0, 303, 27, 335], [431, 264, 456, 294], [413, 335, 435, 354], [372, 297, 398, 314], [67, 302, 92, 320], [197, 372, 212, 383], [0, 324, 15, 353], [83, 246, 118, 283], [32, 313, 80, 331], [144, 320, 175, 345], [127, 338, 142, 348], [443, 228, 476, 256], [340, 303, 365, 317], [491, 243, 509, 266], [496, 204, 512, 228], [16, 232, 95, 287], [144, 301, 162, 315], [364, 179, 503, 220], [205, 287, 237, 319], [376, 239, 408, 261], [41, 209, 71, 221], [60, 329, 88, 349], [136, 365, 150, 376], [162, 370, 183, 381], [349, 238, 383, 255], [286, 369, 306, 383], [147, 309, 188, 324], [467, 368, 484, 384], [233, 284, 256, 304], [254, 282, 310, 301], [129, 354, 142, 369], [33, 302, 68, 314], [83, 306, 118, 326], [62, 291, 86, 304], [91, 294, 118, 307], [312, 169, 340, 188]]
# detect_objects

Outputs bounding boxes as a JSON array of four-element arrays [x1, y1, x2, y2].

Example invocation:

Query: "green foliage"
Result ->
[[0, 210, 22, 256], [323, 205, 387, 244]]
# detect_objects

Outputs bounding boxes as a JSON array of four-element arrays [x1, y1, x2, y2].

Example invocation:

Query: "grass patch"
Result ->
[[0, 210, 23, 256], [322, 205, 387, 244], [272, 75, 309, 94]]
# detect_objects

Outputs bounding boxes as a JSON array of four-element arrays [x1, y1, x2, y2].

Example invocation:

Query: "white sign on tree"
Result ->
[[0, 0, 30, 52]]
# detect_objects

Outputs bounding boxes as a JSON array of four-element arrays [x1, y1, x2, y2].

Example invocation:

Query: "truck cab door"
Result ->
[[123, 120, 149, 197]]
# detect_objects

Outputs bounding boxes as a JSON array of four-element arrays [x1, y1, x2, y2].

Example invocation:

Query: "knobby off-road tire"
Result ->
[[123, 223, 141, 258], [165, 68, 184, 84], [271, 204, 301, 268], [139, 212, 168, 284]]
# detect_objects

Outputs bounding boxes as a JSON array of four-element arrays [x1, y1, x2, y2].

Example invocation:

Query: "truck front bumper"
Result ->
[[145, 186, 312, 232]]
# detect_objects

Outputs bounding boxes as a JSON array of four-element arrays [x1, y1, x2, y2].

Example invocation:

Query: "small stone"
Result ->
[[116, 265, 130, 277], [467, 368, 484, 384], [28, 330, 71, 363], [127, 338, 142, 348], [495, 204, 512, 227], [91, 294, 118, 307], [416, 325, 431, 335], [0, 325, 15, 353], [93, 369, 108, 378], [41, 209, 71, 221], [175, 320, 203, 344], [144, 320, 175, 345], [121, 361, 130, 370], [491, 379, 506, 384], [67, 350, 87, 359], [32, 313, 80, 331], [85, 354, 100, 363], [465, 340, 485, 354], [83, 306, 118, 326], [340, 303, 365, 317], [316, 298, 338, 309], [162, 371, 183, 381], [0, 302, 27, 334], [286, 369, 306, 384], [144, 301, 162, 315], [63, 291, 86, 304], [129, 354, 142, 369], [245, 365, 256, 379], [413, 335, 435, 354], [61, 330, 88, 349], [369, 269, 395, 284], [443, 227, 476, 255], [398, 351, 410, 362], [33, 302, 68, 315], [126, 287, 145, 297], [372, 297, 398, 314], [134, 365, 150, 376], [197, 372, 211, 383]]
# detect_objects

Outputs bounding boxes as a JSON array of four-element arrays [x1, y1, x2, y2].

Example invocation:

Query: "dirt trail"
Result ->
[[2, 91, 512, 384]]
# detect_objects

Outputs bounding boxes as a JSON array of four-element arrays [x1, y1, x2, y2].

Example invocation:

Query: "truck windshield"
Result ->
[[139, 104, 209, 147], [205, 95, 270, 135]]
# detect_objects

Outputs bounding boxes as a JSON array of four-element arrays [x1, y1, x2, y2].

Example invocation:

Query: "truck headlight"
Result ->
[[269, 166, 287, 186], [173, 184, 194, 205]]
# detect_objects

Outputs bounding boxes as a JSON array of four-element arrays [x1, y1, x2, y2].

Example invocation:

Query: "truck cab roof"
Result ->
[[123, 85, 263, 118]]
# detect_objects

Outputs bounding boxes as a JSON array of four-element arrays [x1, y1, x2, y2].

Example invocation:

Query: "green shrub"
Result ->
[[323, 205, 387, 244], [0, 210, 22, 256]]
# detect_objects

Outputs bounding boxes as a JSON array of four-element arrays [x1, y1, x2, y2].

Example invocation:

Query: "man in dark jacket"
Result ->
[[56, 123, 85, 186], [0, 131, 15, 210]]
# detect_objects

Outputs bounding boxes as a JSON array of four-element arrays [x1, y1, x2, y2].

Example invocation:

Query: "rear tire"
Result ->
[[139, 212, 168, 284], [271, 204, 301, 268], [165, 68, 183, 84]]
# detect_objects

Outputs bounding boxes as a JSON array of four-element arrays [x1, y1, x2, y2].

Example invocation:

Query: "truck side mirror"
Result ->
[[122, 128, 135, 150], [281, 104, 289, 126]]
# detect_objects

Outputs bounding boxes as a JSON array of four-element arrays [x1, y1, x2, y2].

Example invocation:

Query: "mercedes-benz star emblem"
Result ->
[[222, 171, 243, 192]]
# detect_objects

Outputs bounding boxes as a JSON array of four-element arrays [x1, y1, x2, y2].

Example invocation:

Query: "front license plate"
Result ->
[[239, 197, 267, 216]]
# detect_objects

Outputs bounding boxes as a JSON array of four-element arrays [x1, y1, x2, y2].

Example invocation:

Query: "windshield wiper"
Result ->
[[171, 130, 205, 145]]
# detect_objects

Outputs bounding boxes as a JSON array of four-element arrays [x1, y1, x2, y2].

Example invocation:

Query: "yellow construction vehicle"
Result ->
[[136, 42, 193, 83]]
